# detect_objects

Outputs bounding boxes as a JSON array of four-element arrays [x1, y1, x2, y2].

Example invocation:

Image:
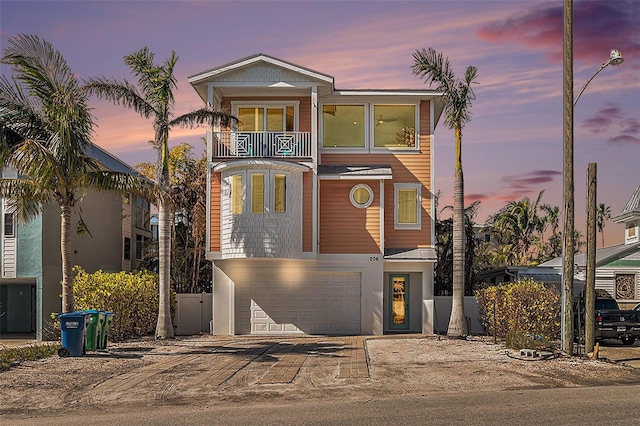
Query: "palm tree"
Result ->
[[596, 203, 611, 247], [488, 191, 545, 265], [412, 48, 478, 337], [0, 35, 154, 313], [85, 48, 235, 339]]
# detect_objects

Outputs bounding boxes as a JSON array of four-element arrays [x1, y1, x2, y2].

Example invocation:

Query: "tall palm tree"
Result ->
[[85, 48, 235, 339], [596, 203, 611, 247], [412, 48, 478, 337], [0, 34, 154, 313]]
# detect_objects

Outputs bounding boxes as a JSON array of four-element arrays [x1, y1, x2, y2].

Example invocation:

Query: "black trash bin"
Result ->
[[58, 312, 90, 357]]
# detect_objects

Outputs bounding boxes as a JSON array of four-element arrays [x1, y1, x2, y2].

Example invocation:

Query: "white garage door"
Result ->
[[235, 271, 361, 335]]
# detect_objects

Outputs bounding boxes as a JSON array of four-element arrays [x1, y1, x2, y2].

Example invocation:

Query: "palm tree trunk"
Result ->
[[156, 136, 174, 339], [60, 203, 74, 313], [448, 126, 467, 337]]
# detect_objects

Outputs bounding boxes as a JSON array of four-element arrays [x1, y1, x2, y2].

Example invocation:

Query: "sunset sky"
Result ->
[[2, 0, 638, 247]]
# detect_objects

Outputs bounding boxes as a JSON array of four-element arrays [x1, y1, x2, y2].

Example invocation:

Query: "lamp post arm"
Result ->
[[574, 60, 612, 106]]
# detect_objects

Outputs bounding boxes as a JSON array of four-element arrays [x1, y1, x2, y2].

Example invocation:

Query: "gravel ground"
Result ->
[[1, 334, 639, 418]]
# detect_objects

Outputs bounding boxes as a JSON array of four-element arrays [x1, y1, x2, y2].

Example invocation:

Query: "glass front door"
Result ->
[[389, 274, 409, 330]]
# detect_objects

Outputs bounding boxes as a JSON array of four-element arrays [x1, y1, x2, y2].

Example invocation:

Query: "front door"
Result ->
[[389, 274, 409, 330]]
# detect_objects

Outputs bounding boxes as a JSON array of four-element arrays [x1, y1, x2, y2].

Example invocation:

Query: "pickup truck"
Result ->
[[593, 297, 640, 345]]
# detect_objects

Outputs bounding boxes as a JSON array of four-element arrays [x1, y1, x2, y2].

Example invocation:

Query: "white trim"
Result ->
[[318, 174, 392, 181], [349, 184, 374, 209], [188, 55, 334, 84], [213, 159, 309, 173], [334, 90, 443, 97], [430, 101, 436, 247], [394, 183, 422, 230], [380, 180, 385, 254]]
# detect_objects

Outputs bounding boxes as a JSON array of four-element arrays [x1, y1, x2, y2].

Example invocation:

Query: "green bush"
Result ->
[[73, 266, 175, 341], [0, 343, 60, 371], [475, 278, 560, 349]]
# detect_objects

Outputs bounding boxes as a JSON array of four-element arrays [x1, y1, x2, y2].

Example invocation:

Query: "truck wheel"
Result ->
[[621, 336, 635, 346]]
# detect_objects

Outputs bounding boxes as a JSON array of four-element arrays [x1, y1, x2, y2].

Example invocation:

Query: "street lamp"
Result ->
[[574, 49, 624, 106], [561, 48, 624, 354]]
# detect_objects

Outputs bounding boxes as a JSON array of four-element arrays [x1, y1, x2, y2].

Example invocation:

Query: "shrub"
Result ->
[[72, 266, 175, 341], [475, 278, 560, 349], [0, 343, 60, 371]]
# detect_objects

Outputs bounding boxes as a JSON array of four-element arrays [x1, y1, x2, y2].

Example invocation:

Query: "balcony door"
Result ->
[[237, 106, 294, 132]]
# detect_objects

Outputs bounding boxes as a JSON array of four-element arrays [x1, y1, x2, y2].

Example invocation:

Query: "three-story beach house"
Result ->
[[189, 54, 445, 335]]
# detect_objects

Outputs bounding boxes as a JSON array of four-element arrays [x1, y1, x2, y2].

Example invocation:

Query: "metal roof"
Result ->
[[613, 183, 640, 223], [318, 165, 392, 179], [539, 242, 640, 268], [384, 248, 437, 261]]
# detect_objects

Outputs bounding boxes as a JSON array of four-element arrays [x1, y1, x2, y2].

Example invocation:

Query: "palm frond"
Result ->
[[82, 171, 159, 201], [0, 178, 50, 223], [170, 107, 236, 128], [83, 77, 156, 119]]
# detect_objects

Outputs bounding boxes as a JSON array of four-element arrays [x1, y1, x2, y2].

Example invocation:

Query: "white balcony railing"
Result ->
[[211, 131, 312, 159]]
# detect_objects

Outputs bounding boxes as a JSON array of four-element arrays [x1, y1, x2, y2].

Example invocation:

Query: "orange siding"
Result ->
[[210, 172, 221, 252], [303, 170, 313, 252], [319, 181, 380, 254], [319, 100, 433, 248]]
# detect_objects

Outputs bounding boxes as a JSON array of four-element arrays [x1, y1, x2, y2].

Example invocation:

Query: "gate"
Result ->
[[175, 293, 212, 335]]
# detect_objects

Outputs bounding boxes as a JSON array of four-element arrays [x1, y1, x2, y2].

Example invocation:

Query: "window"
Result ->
[[123, 237, 131, 260], [628, 222, 637, 238], [135, 196, 150, 229], [373, 105, 416, 148], [274, 174, 286, 213], [251, 174, 264, 214], [349, 184, 374, 208], [322, 105, 365, 148], [237, 105, 295, 132], [395, 184, 421, 229], [231, 174, 243, 214], [3, 213, 14, 238], [135, 234, 144, 260]]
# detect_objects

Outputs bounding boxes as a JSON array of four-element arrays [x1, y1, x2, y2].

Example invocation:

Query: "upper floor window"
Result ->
[[3, 212, 15, 238], [235, 104, 296, 132], [274, 174, 286, 213], [373, 105, 416, 148], [394, 183, 421, 230], [251, 174, 265, 214], [231, 174, 244, 215], [350, 184, 374, 208], [322, 105, 365, 148], [230, 171, 289, 215], [322, 103, 418, 150], [135, 196, 150, 229]]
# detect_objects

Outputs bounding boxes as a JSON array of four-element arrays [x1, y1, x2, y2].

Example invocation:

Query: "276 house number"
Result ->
[[369, 256, 379, 261]]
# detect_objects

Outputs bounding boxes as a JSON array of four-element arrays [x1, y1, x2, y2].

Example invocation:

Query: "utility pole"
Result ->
[[585, 163, 597, 353], [561, 0, 575, 354]]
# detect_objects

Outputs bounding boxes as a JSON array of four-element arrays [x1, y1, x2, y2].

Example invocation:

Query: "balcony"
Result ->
[[211, 131, 312, 160]]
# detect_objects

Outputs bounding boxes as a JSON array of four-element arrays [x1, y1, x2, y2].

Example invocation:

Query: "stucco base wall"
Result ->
[[211, 255, 385, 335]]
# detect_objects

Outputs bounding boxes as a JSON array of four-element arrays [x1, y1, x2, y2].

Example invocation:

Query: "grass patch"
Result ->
[[0, 343, 61, 371]]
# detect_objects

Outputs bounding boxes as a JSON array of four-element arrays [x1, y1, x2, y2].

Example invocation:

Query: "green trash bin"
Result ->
[[99, 311, 114, 350], [82, 309, 105, 351]]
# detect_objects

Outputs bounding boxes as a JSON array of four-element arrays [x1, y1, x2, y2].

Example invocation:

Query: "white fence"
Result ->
[[175, 293, 212, 335], [433, 296, 484, 335]]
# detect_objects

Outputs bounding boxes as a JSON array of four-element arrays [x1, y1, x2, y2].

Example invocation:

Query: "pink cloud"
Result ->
[[477, 1, 640, 65]]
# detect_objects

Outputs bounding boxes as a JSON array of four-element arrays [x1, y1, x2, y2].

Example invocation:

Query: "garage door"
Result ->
[[235, 271, 361, 335]]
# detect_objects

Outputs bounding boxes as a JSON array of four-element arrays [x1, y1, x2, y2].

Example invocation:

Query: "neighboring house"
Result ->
[[480, 184, 640, 308], [0, 144, 153, 340], [188, 54, 445, 335]]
